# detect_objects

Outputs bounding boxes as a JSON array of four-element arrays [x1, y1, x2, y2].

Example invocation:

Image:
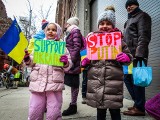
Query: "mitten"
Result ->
[[24, 50, 30, 62], [116, 52, 130, 63], [60, 55, 68, 65], [81, 57, 90, 67]]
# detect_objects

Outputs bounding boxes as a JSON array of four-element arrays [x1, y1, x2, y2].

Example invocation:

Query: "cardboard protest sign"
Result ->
[[86, 32, 122, 60], [33, 39, 66, 66]]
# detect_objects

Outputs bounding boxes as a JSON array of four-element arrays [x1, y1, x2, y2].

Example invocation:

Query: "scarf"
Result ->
[[128, 7, 142, 19], [64, 25, 79, 41]]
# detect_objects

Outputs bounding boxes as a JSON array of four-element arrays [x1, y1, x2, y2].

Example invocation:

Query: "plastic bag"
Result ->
[[132, 61, 152, 87]]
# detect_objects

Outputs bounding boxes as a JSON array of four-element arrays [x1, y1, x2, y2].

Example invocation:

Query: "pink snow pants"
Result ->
[[28, 91, 62, 120]]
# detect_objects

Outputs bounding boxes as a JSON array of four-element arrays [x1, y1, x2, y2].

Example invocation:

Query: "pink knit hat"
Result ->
[[45, 22, 62, 40], [54, 23, 62, 40]]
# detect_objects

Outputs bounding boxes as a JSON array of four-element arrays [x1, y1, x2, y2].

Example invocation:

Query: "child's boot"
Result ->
[[62, 104, 77, 116], [81, 98, 87, 104]]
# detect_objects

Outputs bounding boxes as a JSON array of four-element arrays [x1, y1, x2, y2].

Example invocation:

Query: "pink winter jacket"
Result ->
[[25, 49, 72, 92]]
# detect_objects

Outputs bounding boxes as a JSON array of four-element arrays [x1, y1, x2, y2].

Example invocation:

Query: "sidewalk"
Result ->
[[0, 87, 155, 120], [62, 86, 154, 120]]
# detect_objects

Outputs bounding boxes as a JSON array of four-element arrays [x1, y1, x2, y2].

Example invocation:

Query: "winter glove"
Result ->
[[116, 52, 130, 63], [24, 50, 30, 62], [60, 55, 68, 65], [81, 57, 90, 67]]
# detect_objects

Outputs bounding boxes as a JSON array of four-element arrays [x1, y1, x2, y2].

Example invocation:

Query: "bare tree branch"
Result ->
[[40, 4, 45, 19], [45, 3, 54, 19], [18, 0, 56, 38]]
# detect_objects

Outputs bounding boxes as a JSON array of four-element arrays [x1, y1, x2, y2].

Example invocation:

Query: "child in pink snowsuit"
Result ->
[[24, 22, 72, 120]]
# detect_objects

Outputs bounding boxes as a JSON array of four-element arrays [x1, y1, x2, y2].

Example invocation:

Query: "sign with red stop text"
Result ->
[[86, 32, 122, 60]]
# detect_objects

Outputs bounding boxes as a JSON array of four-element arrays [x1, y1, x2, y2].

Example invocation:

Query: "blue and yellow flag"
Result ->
[[0, 19, 28, 64], [80, 49, 87, 61], [123, 62, 133, 74], [80, 49, 87, 72]]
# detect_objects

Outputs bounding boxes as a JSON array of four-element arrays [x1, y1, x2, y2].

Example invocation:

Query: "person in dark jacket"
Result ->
[[81, 6, 133, 120], [81, 67, 88, 104], [62, 17, 83, 116], [123, 0, 152, 116]]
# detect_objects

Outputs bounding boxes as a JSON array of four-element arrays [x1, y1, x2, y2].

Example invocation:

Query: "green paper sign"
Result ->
[[33, 39, 66, 66]]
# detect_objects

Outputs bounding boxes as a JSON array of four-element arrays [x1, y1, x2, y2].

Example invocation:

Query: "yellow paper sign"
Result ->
[[33, 39, 66, 66]]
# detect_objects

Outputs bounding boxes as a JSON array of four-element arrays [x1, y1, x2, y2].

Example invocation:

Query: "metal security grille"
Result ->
[[138, 0, 160, 98], [91, 0, 128, 32]]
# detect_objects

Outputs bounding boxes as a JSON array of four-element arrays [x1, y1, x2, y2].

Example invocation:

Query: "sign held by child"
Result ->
[[86, 32, 122, 60], [33, 39, 66, 66]]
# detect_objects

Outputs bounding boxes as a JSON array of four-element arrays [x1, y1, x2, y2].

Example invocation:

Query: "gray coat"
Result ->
[[86, 30, 132, 109]]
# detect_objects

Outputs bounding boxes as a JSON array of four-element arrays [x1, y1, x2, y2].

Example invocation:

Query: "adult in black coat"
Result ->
[[123, 0, 152, 116]]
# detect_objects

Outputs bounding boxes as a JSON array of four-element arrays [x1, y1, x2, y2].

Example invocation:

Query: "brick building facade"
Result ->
[[0, 0, 12, 71], [55, 0, 77, 33]]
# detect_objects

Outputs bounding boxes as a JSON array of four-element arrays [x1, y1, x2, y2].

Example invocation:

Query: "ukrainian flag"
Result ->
[[0, 19, 28, 64], [123, 62, 133, 74], [80, 49, 87, 61], [80, 49, 87, 72]]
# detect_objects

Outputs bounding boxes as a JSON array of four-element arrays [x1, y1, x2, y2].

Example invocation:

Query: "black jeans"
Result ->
[[97, 108, 121, 120], [124, 74, 145, 112], [123, 59, 147, 112], [82, 70, 88, 98]]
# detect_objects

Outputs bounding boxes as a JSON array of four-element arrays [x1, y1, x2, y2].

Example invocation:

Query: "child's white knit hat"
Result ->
[[67, 17, 79, 26]]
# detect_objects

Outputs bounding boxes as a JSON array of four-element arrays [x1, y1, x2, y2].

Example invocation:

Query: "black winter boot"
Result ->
[[62, 104, 77, 116]]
